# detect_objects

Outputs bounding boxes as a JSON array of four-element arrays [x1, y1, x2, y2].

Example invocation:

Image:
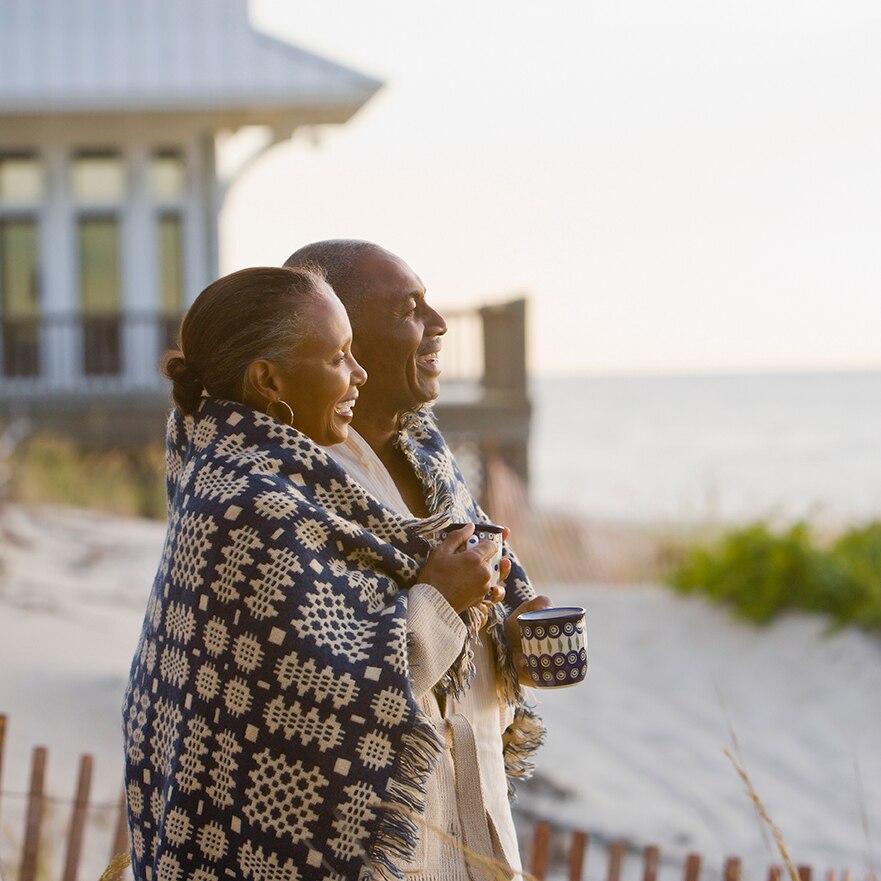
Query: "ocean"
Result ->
[[530, 370, 881, 526]]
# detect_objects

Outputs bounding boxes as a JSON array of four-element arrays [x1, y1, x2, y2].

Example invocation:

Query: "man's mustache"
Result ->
[[416, 341, 442, 357]]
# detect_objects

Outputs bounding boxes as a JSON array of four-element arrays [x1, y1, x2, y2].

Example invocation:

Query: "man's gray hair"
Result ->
[[283, 240, 380, 317]]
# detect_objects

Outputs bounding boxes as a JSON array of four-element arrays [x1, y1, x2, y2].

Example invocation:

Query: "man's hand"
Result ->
[[504, 594, 554, 686]]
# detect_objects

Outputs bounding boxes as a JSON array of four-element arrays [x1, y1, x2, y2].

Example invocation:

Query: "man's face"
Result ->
[[349, 249, 448, 413]]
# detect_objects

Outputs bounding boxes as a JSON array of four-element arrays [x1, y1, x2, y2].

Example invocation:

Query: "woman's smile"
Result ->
[[334, 394, 357, 421]]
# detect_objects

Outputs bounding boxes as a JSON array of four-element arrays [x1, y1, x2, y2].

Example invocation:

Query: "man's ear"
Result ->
[[244, 359, 282, 406]]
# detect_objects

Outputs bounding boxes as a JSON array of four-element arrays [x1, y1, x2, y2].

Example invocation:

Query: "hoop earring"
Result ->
[[266, 399, 295, 426]]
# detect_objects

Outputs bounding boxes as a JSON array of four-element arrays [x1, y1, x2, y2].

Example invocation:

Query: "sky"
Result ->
[[219, 0, 881, 376]]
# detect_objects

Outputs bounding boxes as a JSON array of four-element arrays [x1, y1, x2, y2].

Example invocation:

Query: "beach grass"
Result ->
[[2, 434, 166, 520]]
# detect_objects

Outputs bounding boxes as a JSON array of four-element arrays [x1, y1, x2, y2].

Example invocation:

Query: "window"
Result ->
[[72, 153, 124, 202], [0, 155, 42, 377], [0, 220, 40, 376], [0, 154, 43, 204], [151, 151, 186, 353], [74, 153, 123, 375], [79, 217, 121, 375], [159, 213, 184, 351], [149, 152, 185, 201]]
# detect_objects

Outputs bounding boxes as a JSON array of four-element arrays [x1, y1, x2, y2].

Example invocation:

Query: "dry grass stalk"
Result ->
[[854, 757, 880, 881], [98, 850, 130, 881], [379, 802, 538, 881], [723, 747, 799, 881]]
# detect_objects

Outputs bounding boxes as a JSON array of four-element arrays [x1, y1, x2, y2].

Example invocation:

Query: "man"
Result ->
[[284, 241, 550, 879]]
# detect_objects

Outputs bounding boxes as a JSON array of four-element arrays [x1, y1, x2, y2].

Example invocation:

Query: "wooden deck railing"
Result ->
[[0, 302, 521, 395], [0, 300, 527, 398]]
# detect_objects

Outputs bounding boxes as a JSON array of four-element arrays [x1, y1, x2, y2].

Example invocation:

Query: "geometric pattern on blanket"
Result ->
[[123, 397, 543, 881]]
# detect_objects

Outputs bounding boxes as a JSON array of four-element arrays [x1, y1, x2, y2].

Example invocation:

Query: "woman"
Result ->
[[122, 267, 505, 881]]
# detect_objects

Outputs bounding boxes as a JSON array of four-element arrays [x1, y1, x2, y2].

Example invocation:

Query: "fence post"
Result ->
[[643, 845, 660, 881], [110, 788, 130, 865], [19, 745, 48, 881], [0, 713, 6, 833], [684, 853, 702, 881], [608, 841, 626, 881], [61, 754, 93, 881], [798, 868, 812, 881], [723, 857, 742, 881], [767, 866, 782, 881], [568, 830, 589, 881], [530, 821, 552, 881]]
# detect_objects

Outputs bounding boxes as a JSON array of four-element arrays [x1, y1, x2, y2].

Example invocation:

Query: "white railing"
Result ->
[[0, 313, 178, 396]]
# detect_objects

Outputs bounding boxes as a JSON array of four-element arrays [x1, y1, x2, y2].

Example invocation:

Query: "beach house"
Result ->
[[0, 0, 380, 444], [0, 0, 530, 492]]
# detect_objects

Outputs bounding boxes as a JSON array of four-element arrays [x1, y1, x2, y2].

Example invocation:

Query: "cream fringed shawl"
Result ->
[[122, 398, 543, 881]]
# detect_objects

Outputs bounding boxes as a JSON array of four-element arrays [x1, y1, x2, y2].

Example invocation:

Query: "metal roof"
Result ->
[[0, 0, 381, 120]]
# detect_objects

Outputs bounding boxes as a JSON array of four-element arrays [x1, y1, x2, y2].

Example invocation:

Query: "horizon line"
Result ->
[[531, 363, 881, 380]]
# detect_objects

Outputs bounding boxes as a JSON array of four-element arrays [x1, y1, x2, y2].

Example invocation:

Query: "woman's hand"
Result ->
[[504, 594, 554, 686], [417, 524, 505, 613]]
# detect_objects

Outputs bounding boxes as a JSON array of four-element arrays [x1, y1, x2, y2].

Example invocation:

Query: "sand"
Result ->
[[519, 583, 881, 879], [0, 505, 879, 880]]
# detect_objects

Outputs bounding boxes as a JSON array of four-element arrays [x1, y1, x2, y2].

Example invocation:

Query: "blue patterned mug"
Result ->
[[436, 522, 505, 587], [518, 606, 588, 688]]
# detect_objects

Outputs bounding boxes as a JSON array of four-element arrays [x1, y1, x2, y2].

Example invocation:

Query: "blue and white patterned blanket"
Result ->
[[123, 397, 542, 881]]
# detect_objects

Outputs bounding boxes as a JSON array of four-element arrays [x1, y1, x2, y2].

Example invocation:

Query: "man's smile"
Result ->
[[415, 344, 442, 376]]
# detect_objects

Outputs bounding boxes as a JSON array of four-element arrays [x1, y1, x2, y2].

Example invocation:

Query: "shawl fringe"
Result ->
[[397, 406, 454, 520], [365, 710, 445, 881], [501, 705, 547, 800], [485, 601, 525, 707]]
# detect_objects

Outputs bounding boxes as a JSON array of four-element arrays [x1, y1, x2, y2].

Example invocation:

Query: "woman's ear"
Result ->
[[244, 359, 282, 407]]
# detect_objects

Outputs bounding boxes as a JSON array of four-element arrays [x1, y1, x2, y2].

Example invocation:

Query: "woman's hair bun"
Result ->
[[161, 351, 204, 414]]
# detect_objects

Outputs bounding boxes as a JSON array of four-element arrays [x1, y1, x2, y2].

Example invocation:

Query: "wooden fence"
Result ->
[[525, 821, 873, 881], [0, 715, 129, 881], [0, 713, 874, 881]]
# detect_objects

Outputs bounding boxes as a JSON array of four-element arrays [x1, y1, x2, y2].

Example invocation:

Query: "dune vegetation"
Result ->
[[3, 434, 167, 520], [667, 519, 881, 632]]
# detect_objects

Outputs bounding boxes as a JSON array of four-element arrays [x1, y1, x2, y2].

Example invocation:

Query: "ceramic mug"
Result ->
[[436, 522, 505, 587], [518, 606, 588, 688]]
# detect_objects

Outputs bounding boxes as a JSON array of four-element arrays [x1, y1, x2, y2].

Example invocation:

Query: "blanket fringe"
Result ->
[[432, 631, 477, 702], [485, 605, 546, 800], [501, 704, 546, 799], [395, 407, 456, 532], [366, 709, 444, 881], [485, 602, 524, 707]]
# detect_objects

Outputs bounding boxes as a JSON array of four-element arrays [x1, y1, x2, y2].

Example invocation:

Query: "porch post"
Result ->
[[120, 141, 157, 388], [40, 140, 78, 391]]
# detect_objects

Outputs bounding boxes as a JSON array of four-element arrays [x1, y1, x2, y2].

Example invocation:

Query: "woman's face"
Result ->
[[274, 287, 367, 446]]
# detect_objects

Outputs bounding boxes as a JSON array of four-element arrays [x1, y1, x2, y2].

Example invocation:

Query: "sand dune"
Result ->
[[521, 583, 881, 878]]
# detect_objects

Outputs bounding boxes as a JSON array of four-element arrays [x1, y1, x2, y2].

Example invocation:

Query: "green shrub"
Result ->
[[831, 522, 881, 630], [667, 520, 881, 631]]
